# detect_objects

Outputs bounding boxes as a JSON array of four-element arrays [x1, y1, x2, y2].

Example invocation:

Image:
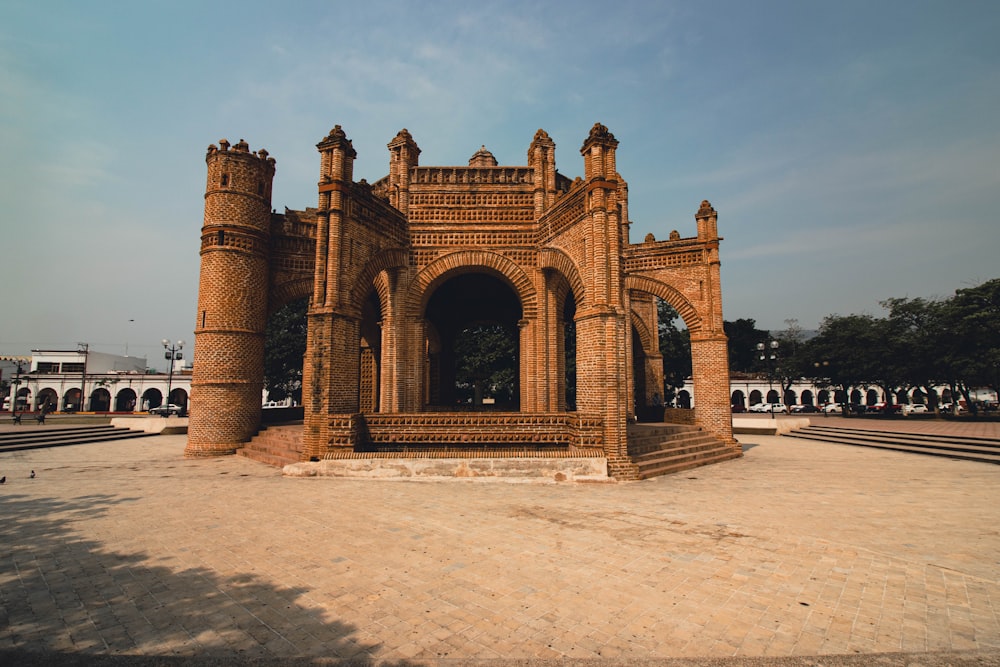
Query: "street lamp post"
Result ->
[[757, 340, 779, 419], [814, 360, 830, 416], [162, 339, 184, 416]]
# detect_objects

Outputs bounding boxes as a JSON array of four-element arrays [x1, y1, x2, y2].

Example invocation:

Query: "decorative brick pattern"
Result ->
[[188, 124, 737, 476]]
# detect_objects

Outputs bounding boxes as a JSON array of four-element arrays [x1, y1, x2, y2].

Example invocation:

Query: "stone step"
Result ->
[[635, 447, 741, 480], [237, 425, 305, 467], [628, 432, 720, 456], [630, 439, 729, 464], [0, 425, 154, 452], [626, 423, 740, 479], [782, 426, 1000, 465]]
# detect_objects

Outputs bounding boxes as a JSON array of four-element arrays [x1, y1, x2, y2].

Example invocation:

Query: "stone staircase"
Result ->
[[237, 424, 305, 467], [627, 423, 741, 479], [0, 425, 156, 452], [781, 424, 1000, 464], [238, 422, 744, 480]]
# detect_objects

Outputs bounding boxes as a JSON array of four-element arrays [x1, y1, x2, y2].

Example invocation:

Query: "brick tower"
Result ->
[[186, 139, 276, 457]]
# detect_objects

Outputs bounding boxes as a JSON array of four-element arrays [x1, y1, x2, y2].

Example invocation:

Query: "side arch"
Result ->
[[538, 248, 586, 310], [268, 278, 313, 316], [629, 308, 655, 354], [348, 248, 409, 317], [624, 275, 703, 335]]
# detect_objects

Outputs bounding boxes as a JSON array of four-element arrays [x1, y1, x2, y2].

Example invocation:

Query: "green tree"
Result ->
[[724, 318, 769, 373], [263, 297, 308, 403], [880, 296, 947, 410], [937, 278, 1000, 414], [802, 314, 886, 414], [454, 323, 517, 407]]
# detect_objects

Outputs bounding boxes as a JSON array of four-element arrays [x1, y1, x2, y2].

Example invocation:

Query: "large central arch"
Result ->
[[424, 272, 522, 410]]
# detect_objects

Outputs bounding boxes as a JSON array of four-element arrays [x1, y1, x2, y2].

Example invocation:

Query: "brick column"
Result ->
[[690, 334, 736, 447]]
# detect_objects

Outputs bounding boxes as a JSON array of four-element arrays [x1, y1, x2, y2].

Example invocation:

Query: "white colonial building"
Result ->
[[1, 350, 191, 414], [675, 372, 972, 411]]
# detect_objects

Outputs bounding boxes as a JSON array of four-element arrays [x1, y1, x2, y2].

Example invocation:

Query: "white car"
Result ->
[[750, 403, 786, 414], [822, 403, 843, 414], [903, 404, 928, 415], [149, 403, 185, 416]]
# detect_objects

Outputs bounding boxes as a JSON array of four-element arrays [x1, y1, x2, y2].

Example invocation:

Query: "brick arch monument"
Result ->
[[186, 124, 735, 480]]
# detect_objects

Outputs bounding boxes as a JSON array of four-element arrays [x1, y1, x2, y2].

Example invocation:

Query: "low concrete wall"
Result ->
[[732, 417, 810, 436], [283, 456, 609, 483], [111, 416, 188, 435]]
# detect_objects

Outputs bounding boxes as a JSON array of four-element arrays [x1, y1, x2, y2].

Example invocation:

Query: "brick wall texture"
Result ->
[[187, 125, 736, 477]]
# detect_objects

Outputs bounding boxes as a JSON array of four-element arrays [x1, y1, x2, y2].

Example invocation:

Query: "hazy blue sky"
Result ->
[[2, 1, 997, 369]]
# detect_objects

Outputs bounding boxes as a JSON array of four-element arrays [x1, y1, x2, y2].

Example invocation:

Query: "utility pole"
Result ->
[[78, 343, 89, 412]]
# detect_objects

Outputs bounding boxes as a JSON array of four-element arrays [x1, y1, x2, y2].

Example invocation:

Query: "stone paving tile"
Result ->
[[1, 427, 1000, 664]]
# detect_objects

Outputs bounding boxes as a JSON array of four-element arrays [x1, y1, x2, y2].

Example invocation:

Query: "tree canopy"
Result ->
[[796, 278, 999, 413]]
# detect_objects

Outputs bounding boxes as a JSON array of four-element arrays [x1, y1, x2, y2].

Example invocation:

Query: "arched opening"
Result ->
[[632, 327, 648, 413], [783, 389, 797, 406], [749, 389, 763, 405], [168, 388, 188, 410], [142, 388, 163, 411], [817, 389, 830, 405], [766, 389, 780, 403], [90, 388, 111, 412], [563, 293, 577, 411], [677, 390, 691, 409], [358, 290, 382, 413], [63, 388, 81, 412], [264, 296, 308, 408], [116, 388, 137, 412], [36, 388, 57, 412], [866, 389, 879, 406], [653, 298, 691, 410], [801, 389, 814, 406], [12, 386, 31, 411], [424, 272, 522, 410], [731, 390, 746, 410]]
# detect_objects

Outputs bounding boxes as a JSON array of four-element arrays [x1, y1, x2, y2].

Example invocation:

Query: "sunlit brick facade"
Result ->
[[187, 124, 734, 479]]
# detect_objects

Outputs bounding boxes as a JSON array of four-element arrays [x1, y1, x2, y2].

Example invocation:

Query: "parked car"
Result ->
[[847, 404, 869, 415], [941, 402, 966, 413], [867, 402, 903, 414], [822, 403, 843, 414], [750, 403, 787, 414], [790, 404, 820, 413], [731, 404, 746, 413], [149, 403, 185, 416], [903, 403, 928, 415]]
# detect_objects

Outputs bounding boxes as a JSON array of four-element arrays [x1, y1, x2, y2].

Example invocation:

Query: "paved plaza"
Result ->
[[1, 419, 1000, 666]]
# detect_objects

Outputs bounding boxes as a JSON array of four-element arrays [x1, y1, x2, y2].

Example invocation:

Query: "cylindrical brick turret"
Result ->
[[186, 139, 276, 457]]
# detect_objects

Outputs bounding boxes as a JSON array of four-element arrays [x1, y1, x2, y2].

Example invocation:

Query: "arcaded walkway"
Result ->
[[1, 422, 999, 665]]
